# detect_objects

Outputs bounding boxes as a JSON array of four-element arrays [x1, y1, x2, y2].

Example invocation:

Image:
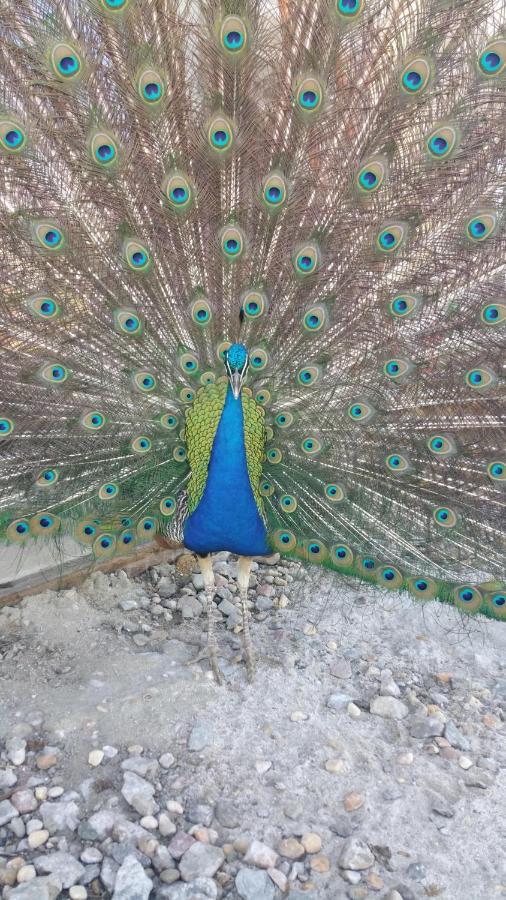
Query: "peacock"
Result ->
[[0, 0, 505, 683]]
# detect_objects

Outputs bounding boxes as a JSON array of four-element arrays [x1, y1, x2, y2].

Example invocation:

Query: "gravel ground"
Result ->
[[0, 553, 505, 900]]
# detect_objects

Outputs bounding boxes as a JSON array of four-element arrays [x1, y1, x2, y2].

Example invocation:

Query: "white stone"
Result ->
[[69, 888, 88, 900], [88, 750, 104, 767], [244, 840, 278, 869], [370, 696, 409, 720], [16, 866, 36, 883], [28, 829, 49, 849]]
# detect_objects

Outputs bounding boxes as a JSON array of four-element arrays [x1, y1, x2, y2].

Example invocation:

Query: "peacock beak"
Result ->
[[230, 370, 242, 399]]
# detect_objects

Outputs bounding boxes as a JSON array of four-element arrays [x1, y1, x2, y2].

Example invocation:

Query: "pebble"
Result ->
[[278, 837, 305, 859], [331, 658, 353, 679], [290, 710, 309, 722], [28, 829, 49, 849], [158, 813, 177, 837], [33, 851, 85, 888], [11, 790, 38, 814], [167, 800, 184, 815], [215, 799, 240, 828], [409, 717, 444, 739], [343, 791, 365, 812], [140, 815, 159, 829], [179, 842, 224, 881], [339, 837, 374, 870], [458, 756, 473, 770], [235, 867, 276, 900], [36, 752, 58, 770], [327, 692, 353, 711], [254, 760, 272, 775], [0, 799, 18, 825], [7, 874, 63, 899], [6, 737, 27, 766], [301, 833, 322, 854], [168, 831, 196, 859], [366, 872, 384, 891], [159, 752, 176, 769], [80, 847, 103, 864], [370, 696, 409, 720], [347, 702, 361, 718], [112, 854, 153, 899], [444, 720, 470, 751], [188, 721, 213, 752], [69, 888, 87, 900], [244, 840, 278, 869], [87, 749, 104, 767], [121, 771, 156, 817], [16, 866, 36, 883], [310, 855, 330, 873], [325, 758, 348, 774], [267, 867, 288, 892]]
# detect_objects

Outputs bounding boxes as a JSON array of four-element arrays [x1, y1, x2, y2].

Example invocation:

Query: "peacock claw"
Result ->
[[188, 647, 223, 684]]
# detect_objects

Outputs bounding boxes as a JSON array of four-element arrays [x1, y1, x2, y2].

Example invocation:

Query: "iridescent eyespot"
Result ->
[[28, 294, 61, 319], [260, 479, 275, 497], [325, 483, 346, 502], [33, 221, 65, 251], [138, 517, 157, 538], [383, 358, 413, 381], [478, 40, 505, 77], [249, 348, 268, 370], [262, 173, 288, 210], [386, 452, 412, 474], [131, 435, 152, 454], [220, 15, 248, 55], [303, 304, 328, 333], [81, 410, 106, 431], [160, 496, 176, 516], [0, 119, 27, 153], [331, 544, 353, 567], [75, 520, 98, 544], [200, 371, 216, 386], [119, 529, 135, 549], [465, 366, 497, 390], [0, 417, 14, 437], [466, 212, 498, 243], [347, 401, 376, 423], [191, 298, 212, 324], [159, 412, 178, 430], [480, 302, 506, 326], [303, 539, 328, 563], [336, 0, 363, 18], [208, 115, 234, 152], [35, 468, 59, 487], [295, 76, 324, 114], [425, 123, 459, 160], [138, 68, 165, 105], [221, 225, 245, 260], [179, 352, 199, 375], [90, 130, 119, 168], [99, 482, 119, 500], [293, 243, 320, 276], [357, 556, 376, 576], [99, 0, 129, 11], [93, 533, 116, 558], [296, 364, 321, 387], [279, 494, 297, 513], [255, 389, 270, 406], [356, 158, 386, 194], [132, 370, 157, 392], [173, 445, 187, 462], [51, 43, 82, 79], [266, 447, 282, 464], [217, 340, 232, 362], [485, 592, 506, 619], [389, 293, 422, 319], [114, 308, 143, 336], [375, 222, 407, 254], [453, 585, 482, 613], [38, 362, 69, 384], [379, 565, 403, 589], [179, 388, 195, 404], [432, 505, 457, 528], [407, 577, 438, 600], [487, 460, 505, 482], [273, 529, 297, 552], [7, 518, 31, 541], [400, 57, 431, 94], [275, 411, 294, 429], [123, 238, 151, 272], [301, 436, 321, 455], [427, 434, 457, 457], [241, 289, 268, 320], [30, 512, 60, 536], [163, 172, 193, 211]]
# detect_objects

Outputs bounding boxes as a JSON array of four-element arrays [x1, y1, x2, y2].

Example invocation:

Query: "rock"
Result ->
[[331, 658, 353, 679], [6, 737, 27, 766], [406, 862, 426, 881], [140, 815, 158, 829], [80, 848, 103, 864], [36, 752, 58, 770], [168, 831, 196, 859], [112, 854, 153, 900], [167, 801, 184, 815], [278, 837, 305, 859], [409, 717, 444, 739], [16, 866, 36, 884], [88, 750, 104, 767], [244, 841, 278, 869], [10, 816, 25, 837], [187, 803, 214, 826], [0, 768, 17, 790], [327, 692, 353, 711], [366, 872, 384, 891], [325, 758, 349, 774], [28, 829, 49, 849], [347, 703, 361, 718], [188, 721, 213, 752], [101, 858, 119, 892], [338, 838, 374, 870], [158, 814, 177, 837], [380, 671, 401, 698], [235, 867, 276, 900], [158, 877, 217, 899], [443, 721, 470, 751], [8, 875, 62, 900], [121, 771, 156, 817], [159, 753, 176, 770], [254, 760, 272, 776], [343, 791, 365, 812], [255, 596, 273, 612], [121, 756, 160, 780], [11, 790, 38, 814], [79, 810, 116, 841], [40, 800, 80, 833], [330, 815, 355, 838], [370, 697, 408, 720], [33, 852, 85, 889], [310, 855, 330, 873], [267, 868, 288, 892], [458, 756, 473, 770], [69, 888, 87, 900], [0, 799, 19, 825], [465, 770, 494, 789], [301, 833, 322, 854], [179, 843, 224, 881], [215, 799, 240, 828], [429, 795, 454, 818]]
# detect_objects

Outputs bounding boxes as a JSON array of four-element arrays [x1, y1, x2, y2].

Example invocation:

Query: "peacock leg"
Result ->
[[238, 556, 254, 681], [195, 554, 222, 684]]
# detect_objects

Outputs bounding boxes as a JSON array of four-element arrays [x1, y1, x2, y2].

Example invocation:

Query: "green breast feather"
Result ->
[[185, 382, 266, 517]]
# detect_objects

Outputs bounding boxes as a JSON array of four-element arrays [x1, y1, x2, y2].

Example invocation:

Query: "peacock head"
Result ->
[[224, 342, 249, 399]]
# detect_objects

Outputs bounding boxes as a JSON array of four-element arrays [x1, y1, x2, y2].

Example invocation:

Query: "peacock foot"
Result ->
[[188, 645, 223, 685]]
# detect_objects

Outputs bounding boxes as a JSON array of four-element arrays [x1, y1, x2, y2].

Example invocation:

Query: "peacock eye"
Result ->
[[383, 358, 412, 381], [36, 468, 59, 487], [478, 40, 505, 77], [425, 123, 459, 160], [242, 290, 267, 319], [208, 115, 234, 152], [408, 576, 438, 599], [487, 460, 505, 482], [114, 308, 143, 335], [0, 417, 14, 437], [267, 447, 282, 464], [347, 401, 376, 423], [28, 294, 61, 320], [81, 411, 106, 430], [30, 512, 60, 536], [296, 76, 324, 114], [331, 544, 353, 567], [123, 239, 151, 272], [400, 57, 431, 95], [275, 411, 293, 429], [160, 496, 176, 516], [138, 68, 165, 105], [260, 480, 275, 497], [480, 302, 506, 326], [356, 158, 386, 193], [427, 434, 456, 457], [273, 528, 297, 551], [100, 0, 129, 10], [173, 445, 187, 462], [389, 293, 422, 319], [336, 0, 363, 18], [220, 15, 248, 54], [221, 226, 245, 260], [385, 452, 412, 474], [249, 348, 268, 370], [375, 222, 407, 254], [296, 364, 321, 387], [33, 222, 64, 251], [0, 119, 27, 153], [255, 389, 270, 406], [179, 352, 199, 375], [465, 366, 497, 391], [38, 362, 69, 384], [163, 172, 193, 211], [453, 585, 483, 613], [51, 43, 82, 79], [191, 300, 212, 324], [262, 173, 287, 210], [179, 388, 195, 404], [466, 212, 498, 243], [325, 483, 346, 502], [301, 436, 321, 455], [131, 435, 152, 454], [160, 413, 178, 430], [379, 565, 403, 589], [433, 505, 457, 528], [293, 243, 320, 276], [132, 370, 157, 392], [89, 130, 119, 167], [99, 482, 119, 500], [279, 494, 297, 513], [7, 518, 31, 541]]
